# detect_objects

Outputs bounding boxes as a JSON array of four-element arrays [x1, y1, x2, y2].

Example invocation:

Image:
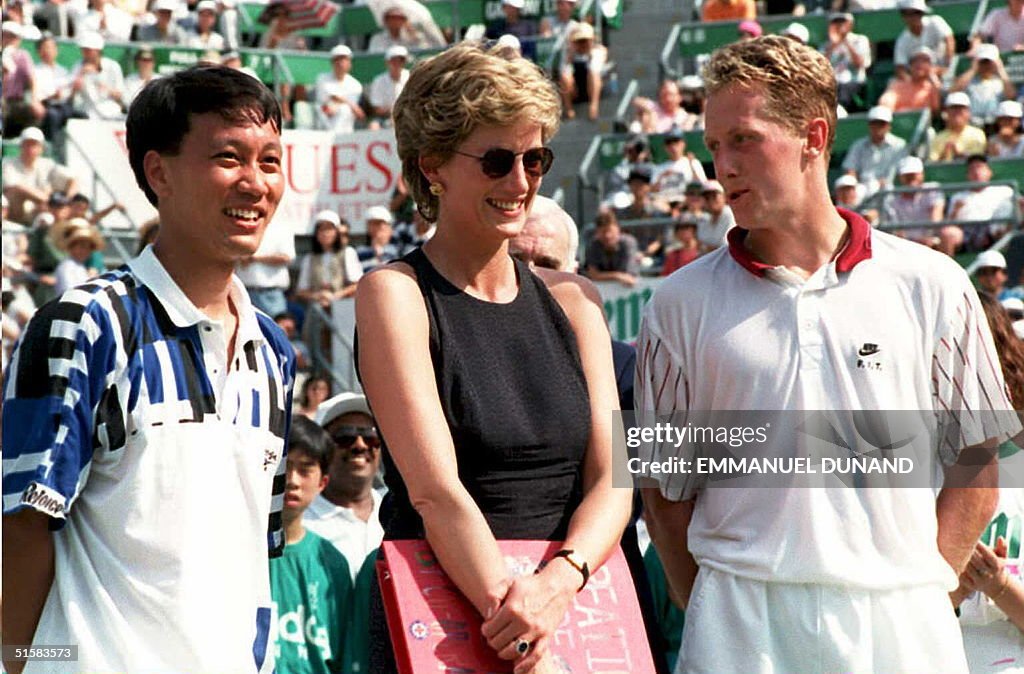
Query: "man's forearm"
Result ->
[[937, 445, 999, 574], [641, 489, 698, 608], [2, 510, 57, 674]]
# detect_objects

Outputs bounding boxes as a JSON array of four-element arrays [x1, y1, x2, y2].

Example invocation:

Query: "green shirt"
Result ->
[[270, 530, 352, 674], [343, 551, 376, 674]]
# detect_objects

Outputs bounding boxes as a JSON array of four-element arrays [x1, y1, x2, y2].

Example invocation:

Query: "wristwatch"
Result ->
[[551, 549, 590, 591]]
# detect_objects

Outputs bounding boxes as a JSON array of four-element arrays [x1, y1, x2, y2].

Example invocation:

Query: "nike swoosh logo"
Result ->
[[858, 346, 880, 356]]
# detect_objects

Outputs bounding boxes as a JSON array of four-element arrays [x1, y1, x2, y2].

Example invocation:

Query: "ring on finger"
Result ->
[[514, 637, 531, 656]]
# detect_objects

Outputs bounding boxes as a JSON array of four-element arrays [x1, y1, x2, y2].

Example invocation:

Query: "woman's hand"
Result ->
[[961, 538, 1009, 597], [480, 562, 578, 672]]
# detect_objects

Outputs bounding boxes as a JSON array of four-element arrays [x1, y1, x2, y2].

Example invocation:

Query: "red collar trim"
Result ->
[[726, 207, 873, 278]]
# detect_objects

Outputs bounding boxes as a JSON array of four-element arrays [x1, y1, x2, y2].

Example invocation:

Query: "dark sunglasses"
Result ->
[[330, 425, 381, 450], [452, 146, 554, 179]]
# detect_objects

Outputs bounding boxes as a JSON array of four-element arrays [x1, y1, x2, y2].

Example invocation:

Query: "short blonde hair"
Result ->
[[392, 42, 562, 222], [703, 36, 837, 160]]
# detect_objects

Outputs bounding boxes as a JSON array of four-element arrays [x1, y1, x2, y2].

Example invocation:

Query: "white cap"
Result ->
[[77, 31, 105, 50], [945, 91, 971, 109], [976, 250, 1007, 270], [330, 44, 352, 58], [782, 22, 809, 44], [502, 0, 525, 7], [364, 205, 393, 224], [679, 75, 703, 90], [383, 4, 407, 16], [2, 20, 23, 37], [867, 105, 893, 123], [910, 46, 934, 62], [311, 209, 341, 229], [384, 44, 409, 61], [897, 155, 924, 175], [569, 22, 595, 41], [975, 43, 1000, 62], [496, 34, 521, 52], [834, 174, 859, 189], [19, 127, 45, 144], [701, 179, 724, 194], [997, 100, 1023, 119], [196, 0, 218, 12], [315, 392, 372, 427], [1002, 297, 1024, 314], [153, 0, 178, 11], [897, 0, 930, 13]]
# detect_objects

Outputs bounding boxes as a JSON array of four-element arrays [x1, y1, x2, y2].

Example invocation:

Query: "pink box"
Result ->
[[378, 539, 658, 673]]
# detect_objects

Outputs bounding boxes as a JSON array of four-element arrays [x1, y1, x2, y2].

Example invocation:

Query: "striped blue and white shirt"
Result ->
[[3, 245, 294, 674]]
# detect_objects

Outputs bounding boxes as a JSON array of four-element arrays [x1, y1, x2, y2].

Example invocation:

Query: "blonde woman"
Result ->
[[356, 42, 630, 673]]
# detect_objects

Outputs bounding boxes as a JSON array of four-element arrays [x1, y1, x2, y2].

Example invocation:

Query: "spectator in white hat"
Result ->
[[842, 106, 906, 196], [972, 0, 1024, 54], [781, 22, 809, 45], [137, 0, 188, 44], [697, 179, 735, 253], [69, 32, 126, 121], [295, 210, 362, 307], [368, 4, 434, 52], [560, 21, 608, 121], [974, 250, 1011, 301], [357, 205, 399, 273], [72, 0, 133, 43], [878, 46, 941, 116], [485, 0, 540, 53], [989, 100, 1024, 158], [820, 12, 872, 110], [894, 0, 954, 79], [183, 0, 226, 50], [315, 44, 365, 134], [832, 173, 864, 210], [367, 44, 410, 128], [950, 44, 1017, 127], [2, 127, 77, 225], [881, 155, 959, 255], [930, 92, 988, 161]]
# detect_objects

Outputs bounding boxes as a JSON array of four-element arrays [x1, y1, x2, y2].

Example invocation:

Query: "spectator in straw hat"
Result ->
[[53, 219, 103, 295]]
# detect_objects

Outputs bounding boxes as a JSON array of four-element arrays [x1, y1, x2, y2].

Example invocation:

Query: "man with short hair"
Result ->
[[315, 44, 365, 134], [585, 211, 638, 287], [2, 127, 77, 225], [357, 205, 400, 273], [948, 154, 1020, 249], [638, 36, 1016, 674], [136, 0, 188, 44], [367, 44, 410, 125], [653, 129, 707, 200], [893, 0, 954, 78], [2, 65, 294, 674], [615, 165, 670, 222]]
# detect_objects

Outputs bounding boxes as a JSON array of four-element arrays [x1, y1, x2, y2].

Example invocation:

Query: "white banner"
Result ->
[[66, 120, 402, 238]]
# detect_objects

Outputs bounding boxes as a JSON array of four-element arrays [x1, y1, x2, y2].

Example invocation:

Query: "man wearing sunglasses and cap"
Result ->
[[306, 391, 384, 674]]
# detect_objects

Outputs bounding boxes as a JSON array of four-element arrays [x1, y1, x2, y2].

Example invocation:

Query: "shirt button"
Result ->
[[204, 326, 212, 332]]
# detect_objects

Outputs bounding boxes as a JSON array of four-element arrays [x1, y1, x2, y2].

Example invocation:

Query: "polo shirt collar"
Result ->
[[727, 207, 872, 278], [128, 245, 265, 345]]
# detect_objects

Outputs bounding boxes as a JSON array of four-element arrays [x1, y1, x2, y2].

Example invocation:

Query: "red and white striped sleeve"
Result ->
[[634, 312, 699, 501], [932, 289, 1021, 464]]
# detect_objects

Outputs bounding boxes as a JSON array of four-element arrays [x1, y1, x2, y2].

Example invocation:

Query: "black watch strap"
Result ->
[[551, 549, 590, 591]]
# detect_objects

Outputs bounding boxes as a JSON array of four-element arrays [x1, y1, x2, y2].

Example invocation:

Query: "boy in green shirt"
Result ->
[[270, 416, 352, 674]]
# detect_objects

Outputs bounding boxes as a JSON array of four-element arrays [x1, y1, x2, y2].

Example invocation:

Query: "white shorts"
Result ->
[[677, 567, 969, 674]]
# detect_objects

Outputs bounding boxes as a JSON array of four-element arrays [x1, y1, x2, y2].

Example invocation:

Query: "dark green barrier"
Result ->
[[925, 157, 1024, 189]]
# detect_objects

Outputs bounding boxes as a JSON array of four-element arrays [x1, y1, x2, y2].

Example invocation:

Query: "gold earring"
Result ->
[[429, 182, 445, 196]]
